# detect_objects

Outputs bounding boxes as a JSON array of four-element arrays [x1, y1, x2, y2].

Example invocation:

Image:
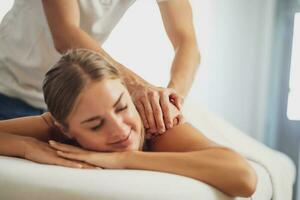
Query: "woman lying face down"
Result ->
[[61, 78, 145, 152], [0, 49, 257, 198], [43, 49, 182, 152], [44, 64, 144, 152]]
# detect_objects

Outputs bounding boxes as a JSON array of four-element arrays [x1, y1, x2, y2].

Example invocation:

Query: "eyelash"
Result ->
[[116, 105, 128, 113], [91, 122, 103, 131], [90, 105, 128, 131]]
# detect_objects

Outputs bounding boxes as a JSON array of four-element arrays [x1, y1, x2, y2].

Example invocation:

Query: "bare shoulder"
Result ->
[[149, 122, 221, 152]]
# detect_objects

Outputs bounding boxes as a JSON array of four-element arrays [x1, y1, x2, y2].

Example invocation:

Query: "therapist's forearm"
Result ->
[[167, 39, 200, 98], [52, 25, 150, 90]]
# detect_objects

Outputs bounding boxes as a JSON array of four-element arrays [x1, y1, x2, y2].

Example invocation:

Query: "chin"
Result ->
[[111, 130, 142, 152], [115, 145, 137, 152]]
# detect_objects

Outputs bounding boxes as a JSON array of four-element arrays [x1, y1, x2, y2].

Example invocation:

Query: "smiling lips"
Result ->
[[112, 129, 132, 146]]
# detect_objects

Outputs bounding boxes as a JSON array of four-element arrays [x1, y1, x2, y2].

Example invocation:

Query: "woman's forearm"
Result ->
[[0, 113, 52, 141], [123, 148, 256, 197], [0, 132, 29, 158]]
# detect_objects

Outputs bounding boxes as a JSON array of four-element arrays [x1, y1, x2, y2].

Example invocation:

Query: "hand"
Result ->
[[23, 137, 96, 169], [145, 100, 185, 139], [49, 140, 125, 169], [130, 83, 184, 135]]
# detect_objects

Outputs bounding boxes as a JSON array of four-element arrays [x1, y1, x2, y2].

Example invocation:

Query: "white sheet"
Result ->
[[0, 156, 271, 200]]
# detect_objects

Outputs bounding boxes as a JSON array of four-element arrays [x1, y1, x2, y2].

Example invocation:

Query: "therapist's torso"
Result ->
[[0, 0, 136, 109]]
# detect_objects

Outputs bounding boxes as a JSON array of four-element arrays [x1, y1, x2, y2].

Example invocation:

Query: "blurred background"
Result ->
[[1, 0, 299, 199]]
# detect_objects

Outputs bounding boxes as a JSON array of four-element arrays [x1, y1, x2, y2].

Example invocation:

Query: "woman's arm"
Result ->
[[0, 113, 94, 168], [0, 112, 53, 157], [51, 122, 257, 197], [0, 132, 29, 157], [124, 146, 256, 197], [123, 123, 256, 197], [0, 112, 53, 141]]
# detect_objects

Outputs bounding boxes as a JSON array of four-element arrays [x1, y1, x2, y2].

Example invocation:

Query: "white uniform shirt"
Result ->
[[0, 0, 166, 109]]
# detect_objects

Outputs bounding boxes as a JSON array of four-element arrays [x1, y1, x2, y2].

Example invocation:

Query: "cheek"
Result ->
[[71, 129, 108, 151], [126, 105, 142, 127]]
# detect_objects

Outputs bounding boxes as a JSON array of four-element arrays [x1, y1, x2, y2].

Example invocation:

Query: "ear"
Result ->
[[54, 121, 73, 139]]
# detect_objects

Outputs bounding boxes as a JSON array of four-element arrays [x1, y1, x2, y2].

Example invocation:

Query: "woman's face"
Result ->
[[65, 78, 143, 152]]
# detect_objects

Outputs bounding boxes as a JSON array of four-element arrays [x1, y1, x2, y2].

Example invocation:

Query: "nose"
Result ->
[[108, 115, 130, 143]]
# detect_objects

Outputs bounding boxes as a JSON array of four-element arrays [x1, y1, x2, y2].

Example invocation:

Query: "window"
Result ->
[[287, 12, 300, 120], [0, 0, 14, 23]]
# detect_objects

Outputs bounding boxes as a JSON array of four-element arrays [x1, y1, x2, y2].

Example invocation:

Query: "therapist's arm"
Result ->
[[158, 0, 201, 98], [42, 0, 183, 135], [41, 0, 143, 85]]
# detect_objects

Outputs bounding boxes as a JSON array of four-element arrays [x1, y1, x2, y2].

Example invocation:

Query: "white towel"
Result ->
[[183, 103, 296, 200]]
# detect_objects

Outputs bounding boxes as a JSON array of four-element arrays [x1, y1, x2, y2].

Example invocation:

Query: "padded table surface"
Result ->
[[0, 156, 272, 200]]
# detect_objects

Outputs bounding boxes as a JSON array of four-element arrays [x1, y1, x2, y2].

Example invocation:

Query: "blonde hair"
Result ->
[[43, 49, 120, 125]]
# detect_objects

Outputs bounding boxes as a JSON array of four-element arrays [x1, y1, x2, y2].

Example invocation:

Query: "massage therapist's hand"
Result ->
[[130, 83, 184, 135], [49, 140, 124, 169], [145, 98, 185, 139], [22, 137, 95, 169]]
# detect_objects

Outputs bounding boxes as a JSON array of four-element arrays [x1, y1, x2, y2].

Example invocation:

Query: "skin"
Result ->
[[49, 78, 257, 197], [0, 78, 257, 197], [60, 78, 182, 152], [41, 0, 200, 135], [64, 79, 144, 152]]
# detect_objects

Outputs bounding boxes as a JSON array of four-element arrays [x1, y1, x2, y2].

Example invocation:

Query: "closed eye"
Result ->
[[91, 120, 104, 131], [116, 105, 128, 112], [90, 105, 127, 131]]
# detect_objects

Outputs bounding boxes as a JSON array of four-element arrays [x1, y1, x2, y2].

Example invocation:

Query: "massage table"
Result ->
[[0, 101, 295, 200]]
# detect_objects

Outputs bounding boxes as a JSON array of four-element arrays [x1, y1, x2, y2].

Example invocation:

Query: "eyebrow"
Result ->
[[80, 92, 124, 124]]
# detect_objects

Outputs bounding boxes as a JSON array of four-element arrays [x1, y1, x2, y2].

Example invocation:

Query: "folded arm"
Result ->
[[0, 112, 53, 141], [124, 123, 257, 197], [51, 123, 257, 197], [0, 113, 94, 168]]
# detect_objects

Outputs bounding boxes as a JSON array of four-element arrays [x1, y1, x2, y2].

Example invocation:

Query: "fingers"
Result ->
[[145, 133, 152, 139], [149, 91, 165, 134], [56, 150, 87, 162], [49, 141, 99, 169], [49, 154, 97, 169], [160, 92, 173, 130], [50, 141, 94, 166], [171, 114, 185, 127], [49, 140, 86, 153], [54, 157, 97, 169], [79, 163, 99, 169], [131, 85, 183, 135], [135, 101, 149, 129], [56, 151, 104, 169], [52, 156, 85, 169], [141, 96, 156, 133], [177, 114, 186, 125], [173, 117, 179, 126], [169, 92, 184, 110]]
